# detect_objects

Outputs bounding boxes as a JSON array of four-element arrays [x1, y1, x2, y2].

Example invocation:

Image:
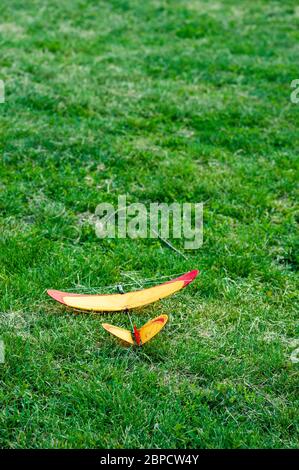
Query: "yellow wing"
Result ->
[[102, 323, 134, 345], [47, 270, 198, 312], [63, 282, 183, 311], [102, 315, 168, 346], [139, 314, 168, 345]]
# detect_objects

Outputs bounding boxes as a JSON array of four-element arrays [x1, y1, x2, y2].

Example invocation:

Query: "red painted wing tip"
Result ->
[[154, 315, 168, 324], [47, 289, 67, 305], [171, 269, 199, 287]]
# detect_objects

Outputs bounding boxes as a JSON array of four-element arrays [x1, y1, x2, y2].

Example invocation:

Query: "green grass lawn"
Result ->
[[0, 0, 298, 448]]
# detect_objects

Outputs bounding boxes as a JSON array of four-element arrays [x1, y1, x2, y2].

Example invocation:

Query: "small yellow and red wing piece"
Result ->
[[102, 315, 168, 346], [139, 314, 168, 345], [102, 323, 134, 345], [47, 269, 198, 312]]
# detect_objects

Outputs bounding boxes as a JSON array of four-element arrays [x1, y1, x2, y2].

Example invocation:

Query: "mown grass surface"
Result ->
[[0, 0, 298, 448]]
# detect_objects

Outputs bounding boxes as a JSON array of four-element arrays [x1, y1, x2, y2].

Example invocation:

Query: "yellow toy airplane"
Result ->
[[47, 269, 198, 346]]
